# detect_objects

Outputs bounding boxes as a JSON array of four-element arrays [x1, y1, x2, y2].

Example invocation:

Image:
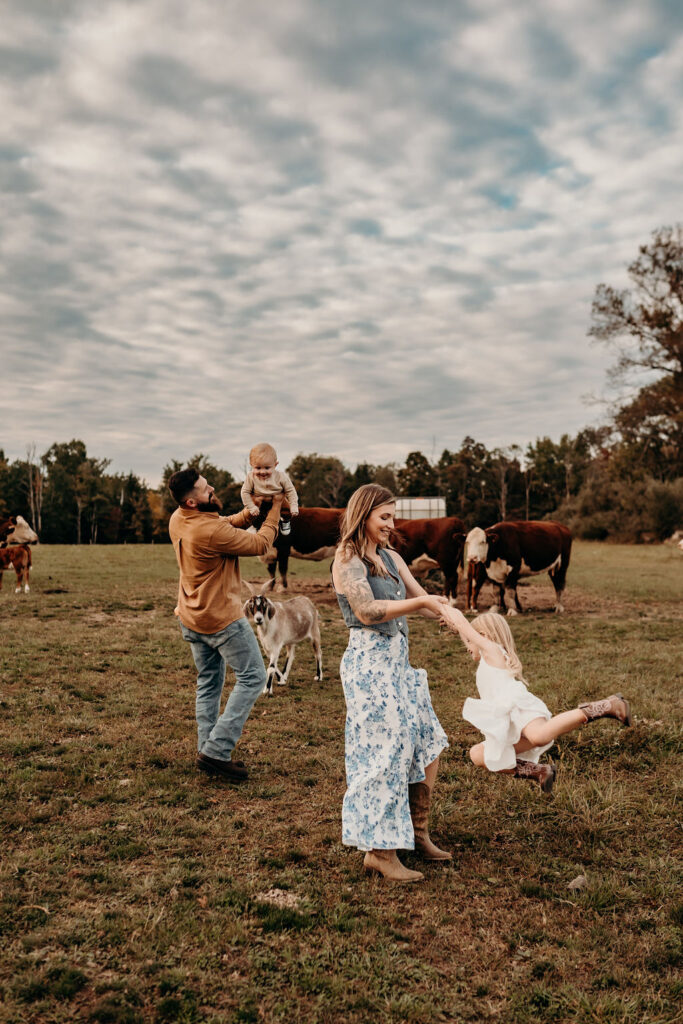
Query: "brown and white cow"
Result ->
[[0, 544, 32, 593], [389, 516, 466, 604], [465, 520, 572, 615], [259, 505, 466, 602], [0, 515, 38, 546], [260, 507, 344, 589]]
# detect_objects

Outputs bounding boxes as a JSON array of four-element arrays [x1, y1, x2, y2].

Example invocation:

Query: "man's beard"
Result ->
[[196, 493, 223, 512]]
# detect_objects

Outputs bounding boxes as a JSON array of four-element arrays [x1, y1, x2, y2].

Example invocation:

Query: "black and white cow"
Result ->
[[465, 520, 572, 615]]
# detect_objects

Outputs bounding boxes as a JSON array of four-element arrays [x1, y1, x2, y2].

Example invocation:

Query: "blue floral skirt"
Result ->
[[340, 629, 448, 851]]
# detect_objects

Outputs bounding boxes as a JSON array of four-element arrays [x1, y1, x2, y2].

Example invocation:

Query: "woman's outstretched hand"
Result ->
[[422, 594, 449, 615]]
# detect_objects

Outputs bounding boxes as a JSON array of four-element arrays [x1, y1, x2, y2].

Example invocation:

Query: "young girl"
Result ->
[[440, 607, 631, 792]]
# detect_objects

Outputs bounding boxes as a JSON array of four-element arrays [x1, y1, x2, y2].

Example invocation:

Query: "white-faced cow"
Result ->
[[466, 520, 572, 615], [0, 515, 38, 546]]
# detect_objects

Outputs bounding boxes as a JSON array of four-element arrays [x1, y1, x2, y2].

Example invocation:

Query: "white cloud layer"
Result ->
[[1, 0, 682, 483]]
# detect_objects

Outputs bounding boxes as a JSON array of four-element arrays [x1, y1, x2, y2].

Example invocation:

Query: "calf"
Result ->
[[0, 544, 32, 593], [466, 520, 572, 615], [243, 584, 323, 696], [0, 515, 38, 545]]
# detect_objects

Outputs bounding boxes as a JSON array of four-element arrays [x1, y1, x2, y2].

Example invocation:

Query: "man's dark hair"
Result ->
[[168, 467, 200, 506]]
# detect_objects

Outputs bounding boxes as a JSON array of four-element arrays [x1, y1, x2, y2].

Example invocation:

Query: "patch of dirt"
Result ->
[[245, 578, 339, 607], [247, 574, 683, 619], [255, 889, 302, 909]]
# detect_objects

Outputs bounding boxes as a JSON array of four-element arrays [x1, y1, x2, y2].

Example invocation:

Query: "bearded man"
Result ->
[[168, 467, 282, 781]]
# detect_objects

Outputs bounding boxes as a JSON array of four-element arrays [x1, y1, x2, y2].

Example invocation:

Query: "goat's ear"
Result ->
[[260, 577, 276, 594], [266, 601, 275, 620], [242, 599, 252, 616]]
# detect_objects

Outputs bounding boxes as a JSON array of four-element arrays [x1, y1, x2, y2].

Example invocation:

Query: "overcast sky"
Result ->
[[2, 0, 682, 485]]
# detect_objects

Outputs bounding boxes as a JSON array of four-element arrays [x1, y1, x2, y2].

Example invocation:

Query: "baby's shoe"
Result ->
[[280, 518, 291, 536]]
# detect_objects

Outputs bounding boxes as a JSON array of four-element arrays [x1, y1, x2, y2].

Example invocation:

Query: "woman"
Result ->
[[332, 484, 451, 883]]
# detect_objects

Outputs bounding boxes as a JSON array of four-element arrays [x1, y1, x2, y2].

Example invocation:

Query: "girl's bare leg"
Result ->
[[517, 710, 587, 751], [469, 742, 515, 773]]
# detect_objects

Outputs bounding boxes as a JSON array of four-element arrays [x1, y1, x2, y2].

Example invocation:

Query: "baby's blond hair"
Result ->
[[470, 612, 525, 680], [249, 442, 277, 466]]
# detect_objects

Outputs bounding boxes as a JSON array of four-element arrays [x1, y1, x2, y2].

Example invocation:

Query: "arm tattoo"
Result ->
[[338, 558, 389, 624]]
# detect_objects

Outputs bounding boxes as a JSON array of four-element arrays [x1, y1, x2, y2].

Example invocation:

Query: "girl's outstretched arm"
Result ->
[[439, 606, 507, 669], [385, 547, 449, 618]]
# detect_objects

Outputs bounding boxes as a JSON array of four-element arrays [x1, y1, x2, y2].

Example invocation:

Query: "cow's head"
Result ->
[[465, 526, 488, 564], [1, 515, 38, 545]]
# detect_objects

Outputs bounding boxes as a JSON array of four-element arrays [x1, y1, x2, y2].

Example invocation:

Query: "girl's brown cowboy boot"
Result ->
[[579, 693, 632, 726], [363, 850, 424, 882], [512, 759, 557, 793], [408, 782, 453, 861]]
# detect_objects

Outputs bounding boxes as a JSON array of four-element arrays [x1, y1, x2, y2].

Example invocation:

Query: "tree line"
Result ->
[[2, 226, 681, 544]]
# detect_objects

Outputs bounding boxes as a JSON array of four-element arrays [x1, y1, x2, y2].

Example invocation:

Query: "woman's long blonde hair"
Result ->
[[338, 484, 395, 576], [470, 612, 525, 680]]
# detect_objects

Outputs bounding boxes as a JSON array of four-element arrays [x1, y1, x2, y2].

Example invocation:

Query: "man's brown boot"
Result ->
[[579, 693, 632, 726], [363, 850, 424, 882], [512, 759, 557, 793], [408, 782, 452, 862]]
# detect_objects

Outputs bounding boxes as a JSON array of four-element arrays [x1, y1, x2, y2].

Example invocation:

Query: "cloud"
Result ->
[[0, 0, 681, 483]]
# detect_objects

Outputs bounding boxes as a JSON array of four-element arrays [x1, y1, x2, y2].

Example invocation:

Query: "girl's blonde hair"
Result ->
[[470, 612, 525, 680], [338, 483, 395, 576]]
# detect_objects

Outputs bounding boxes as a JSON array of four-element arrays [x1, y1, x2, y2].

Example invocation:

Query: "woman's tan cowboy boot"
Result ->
[[579, 693, 632, 726], [363, 850, 424, 882], [512, 759, 557, 793], [408, 782, 452, 862]]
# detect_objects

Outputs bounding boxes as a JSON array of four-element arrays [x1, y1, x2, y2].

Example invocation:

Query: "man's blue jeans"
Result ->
[[180, 617, 266, 761]]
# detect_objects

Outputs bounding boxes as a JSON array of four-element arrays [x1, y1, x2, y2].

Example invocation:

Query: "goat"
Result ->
[[243, 582, 323, 696]]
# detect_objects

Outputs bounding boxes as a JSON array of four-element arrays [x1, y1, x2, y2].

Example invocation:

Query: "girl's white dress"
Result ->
[[462, 647, 553, 771]]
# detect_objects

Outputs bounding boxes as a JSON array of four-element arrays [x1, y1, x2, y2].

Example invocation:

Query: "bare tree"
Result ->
[[26, 444, 44, 534]]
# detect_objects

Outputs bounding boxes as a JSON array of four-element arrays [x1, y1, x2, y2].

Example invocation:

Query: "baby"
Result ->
[[240, 443, 299, 536]]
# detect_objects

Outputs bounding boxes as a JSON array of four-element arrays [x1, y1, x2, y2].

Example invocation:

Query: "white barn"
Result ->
[[394, 497, 446, 520]]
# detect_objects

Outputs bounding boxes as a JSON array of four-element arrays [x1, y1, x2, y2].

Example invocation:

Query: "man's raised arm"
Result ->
[[210, 497, 282, 556]]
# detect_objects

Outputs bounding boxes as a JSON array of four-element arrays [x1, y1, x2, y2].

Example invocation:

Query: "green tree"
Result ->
[[437, 438, 498, 524], [286, 453, 352, 507], [589, 224, 683, 479], [397, 451, 437, 496]]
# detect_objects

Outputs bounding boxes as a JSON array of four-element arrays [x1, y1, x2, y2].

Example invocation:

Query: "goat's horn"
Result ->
[[260, 577, 276, 594], [243, 580, 256, 596]]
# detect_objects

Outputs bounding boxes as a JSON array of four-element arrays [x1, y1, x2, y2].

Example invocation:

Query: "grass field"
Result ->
[[1, 542, 681, 1024]]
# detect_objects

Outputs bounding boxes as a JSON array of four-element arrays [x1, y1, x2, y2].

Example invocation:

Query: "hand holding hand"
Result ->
[[439, 605, 463, 631], [422, 594, 449, 615]]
